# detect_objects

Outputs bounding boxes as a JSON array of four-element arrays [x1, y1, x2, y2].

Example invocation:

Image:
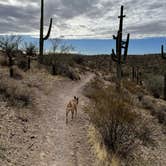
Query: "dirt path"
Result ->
[[34, 73, 95, 166]]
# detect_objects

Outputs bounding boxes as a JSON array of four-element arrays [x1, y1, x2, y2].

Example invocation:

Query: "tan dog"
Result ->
[[66, 96, 79, 124]]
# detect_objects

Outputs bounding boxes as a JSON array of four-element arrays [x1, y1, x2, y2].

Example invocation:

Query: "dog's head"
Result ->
[[74, 96, 79, 104]]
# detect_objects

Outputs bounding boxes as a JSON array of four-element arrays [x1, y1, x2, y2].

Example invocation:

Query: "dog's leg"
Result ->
[[66, 109, 69, 124], [75, 107, 77, 117], [71, 110, 74, 120]]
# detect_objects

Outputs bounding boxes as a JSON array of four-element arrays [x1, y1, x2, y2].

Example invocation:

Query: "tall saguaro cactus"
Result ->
[[112, 6, 130, 89], [161, 45, 166, 100], [39, 0, 53, 63]]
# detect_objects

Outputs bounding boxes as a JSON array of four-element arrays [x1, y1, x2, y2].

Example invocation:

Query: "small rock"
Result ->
[[70, 152, 74, 156], [30, 136, 35, 139]]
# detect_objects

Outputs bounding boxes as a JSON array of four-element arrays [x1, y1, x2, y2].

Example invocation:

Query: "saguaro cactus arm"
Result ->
[[39, 0, 53, 61], [43, 18, 53, 40], [123, 33, 130, 61], [111, 49, 118, 62], [111, 33, 129, 64]]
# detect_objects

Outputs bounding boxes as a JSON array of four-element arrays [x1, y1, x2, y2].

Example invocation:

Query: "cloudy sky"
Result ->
[[0, 0, 166, 39], [0, 0, 166, 54]]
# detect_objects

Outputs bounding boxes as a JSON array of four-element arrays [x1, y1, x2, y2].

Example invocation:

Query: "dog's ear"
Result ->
[[77, 97, 79, 100], [74, 96, 77, 99]]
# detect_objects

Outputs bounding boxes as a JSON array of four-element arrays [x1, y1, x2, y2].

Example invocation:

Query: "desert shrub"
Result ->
[[16, 56, 28, 71], [85, 83, 138, 158], [123, 79, 147, 95], [150, 105, 166, 125], [144, 74, 163, 98], [50, 63, 80, 80], [0, 55, 8, 66], [141, 96, 156, 110], [137, 122, 156, 147], [42, 53, 74, 67], [83, 77, 104, 98], [41, 53, 80, 80], [73, 55, 84, 64], [102, 74, 118, 83], [0, 75, 32, 107], [87, 61, 96, 70], [67, 67, 80, 80], [156, 111, 166, 125], [12, 66, 24, 80], [85, 80, 158, 166], [141, 96, 166, 125]]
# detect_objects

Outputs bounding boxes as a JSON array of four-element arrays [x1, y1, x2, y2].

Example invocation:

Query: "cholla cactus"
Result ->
[[39, 0, 53, 63], [111, 6, 130, 89]]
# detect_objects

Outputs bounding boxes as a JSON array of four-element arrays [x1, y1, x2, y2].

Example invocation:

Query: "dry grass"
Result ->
[[144, 74, 163, 99], [0, 72, 32, 107], [12, 65, 24, 80], [85, 79, 139, 158], [24, 66, 65, 95], [123, 79, 147, 96], [141, 96, 166, 126], [84, 78, 161, 165], [88, 125, 120, 166], [83, 76, 104, 98]]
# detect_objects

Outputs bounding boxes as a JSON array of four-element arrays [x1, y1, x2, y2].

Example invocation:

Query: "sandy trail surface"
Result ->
[[35, 73, 95, 166]]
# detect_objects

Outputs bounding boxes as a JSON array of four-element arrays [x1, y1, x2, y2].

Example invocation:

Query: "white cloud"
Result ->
[[0, 0, 165, 39]]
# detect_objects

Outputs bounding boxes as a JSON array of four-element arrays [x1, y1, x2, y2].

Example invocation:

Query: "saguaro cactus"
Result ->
[[161, 45, 166, 100], [111, 6, 130, 89], [39, 0, 53, 63], [161, 45, 166, 59]]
